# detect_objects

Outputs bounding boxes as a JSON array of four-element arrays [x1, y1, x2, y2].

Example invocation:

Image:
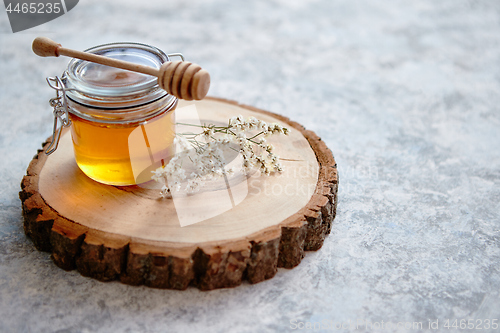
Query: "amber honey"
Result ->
[[70, 108, 175, 186]]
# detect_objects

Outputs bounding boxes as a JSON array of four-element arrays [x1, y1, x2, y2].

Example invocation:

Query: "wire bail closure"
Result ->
[[45, 76, 73, 155]]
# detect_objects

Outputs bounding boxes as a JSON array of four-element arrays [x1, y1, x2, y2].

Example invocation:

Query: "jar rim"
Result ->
[[63, 42, 170, 108]]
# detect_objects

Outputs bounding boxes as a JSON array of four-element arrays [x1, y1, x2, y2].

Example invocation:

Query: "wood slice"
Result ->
[[19, 97, 338, 290]]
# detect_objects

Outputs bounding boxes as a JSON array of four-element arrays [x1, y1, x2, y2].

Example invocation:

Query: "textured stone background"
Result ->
[[1, 0, 499, 332]]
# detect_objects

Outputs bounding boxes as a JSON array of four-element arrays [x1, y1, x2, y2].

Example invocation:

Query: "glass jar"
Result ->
[[49, 42, 178, 186]]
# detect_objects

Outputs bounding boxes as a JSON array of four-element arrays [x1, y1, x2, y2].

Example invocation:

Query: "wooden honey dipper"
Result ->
[[32, 37, 210, 100]]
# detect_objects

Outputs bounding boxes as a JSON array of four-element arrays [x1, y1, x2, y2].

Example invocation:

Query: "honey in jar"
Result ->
[[60, 43, 178, 186]]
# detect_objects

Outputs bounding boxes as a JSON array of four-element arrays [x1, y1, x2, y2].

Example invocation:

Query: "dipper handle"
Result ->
[[32, 37, 210, 100]]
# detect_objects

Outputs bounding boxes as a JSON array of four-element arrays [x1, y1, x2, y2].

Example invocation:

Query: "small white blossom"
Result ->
[[245, 116, 258, 129], [203, 127, 215, 138], [257, 120, 267, 131], [229, 116, 239, 127]]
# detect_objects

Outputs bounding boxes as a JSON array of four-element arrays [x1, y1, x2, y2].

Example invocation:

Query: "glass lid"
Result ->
[[63, 42, 170, 108]]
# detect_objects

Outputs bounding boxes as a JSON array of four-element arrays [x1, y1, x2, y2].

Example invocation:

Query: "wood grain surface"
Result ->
[[20, 97, 338, 290]]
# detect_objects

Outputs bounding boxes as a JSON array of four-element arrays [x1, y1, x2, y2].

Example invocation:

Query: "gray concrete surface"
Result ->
[[1, 0, 499, 332]]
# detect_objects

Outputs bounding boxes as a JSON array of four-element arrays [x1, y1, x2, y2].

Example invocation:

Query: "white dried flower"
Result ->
[[152, 115, 289, 196]]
